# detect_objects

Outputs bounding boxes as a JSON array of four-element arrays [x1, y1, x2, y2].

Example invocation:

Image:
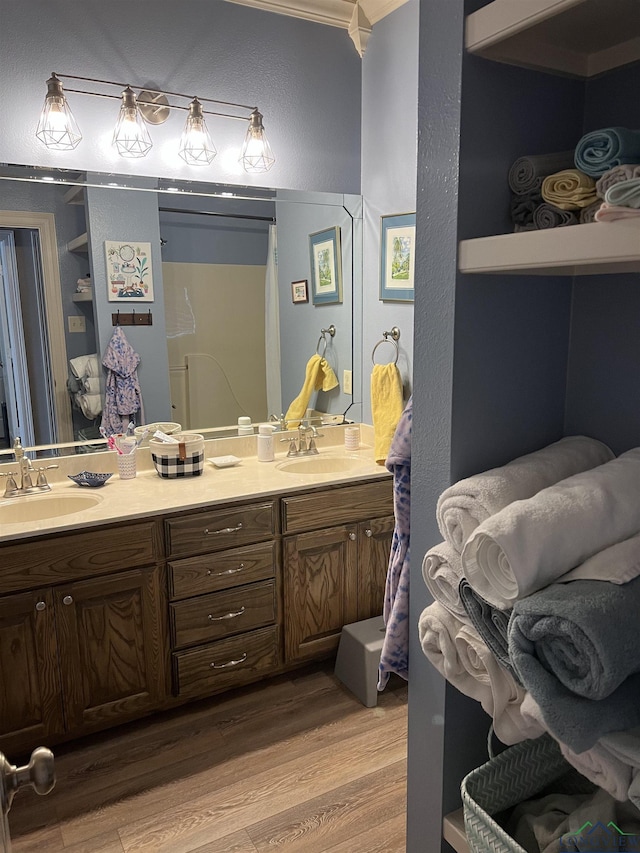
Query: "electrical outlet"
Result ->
[[68, 315, 86, 333], [343, 369, 352, 395]]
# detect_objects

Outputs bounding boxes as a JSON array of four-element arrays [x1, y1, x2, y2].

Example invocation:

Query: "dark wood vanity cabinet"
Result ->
[[0, 520, 166, 756], [282, 480, 394, 663]]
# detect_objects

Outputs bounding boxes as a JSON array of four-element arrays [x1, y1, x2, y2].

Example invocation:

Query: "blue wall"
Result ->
[[0, 0, 361, 195]]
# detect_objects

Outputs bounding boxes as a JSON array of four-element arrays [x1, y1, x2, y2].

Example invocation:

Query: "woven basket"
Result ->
[[461, 735, 571, 853], [149, 433, 205, 479]]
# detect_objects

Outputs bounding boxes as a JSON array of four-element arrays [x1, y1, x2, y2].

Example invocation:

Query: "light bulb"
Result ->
[[179, 98, 216, 166], [240, 110, 275, 173], [36, 74, 82, 150], [112, 87, 152, 158]]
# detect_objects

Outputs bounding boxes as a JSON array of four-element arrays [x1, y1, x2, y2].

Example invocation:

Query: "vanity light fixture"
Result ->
[[35, 73, 275, 173]]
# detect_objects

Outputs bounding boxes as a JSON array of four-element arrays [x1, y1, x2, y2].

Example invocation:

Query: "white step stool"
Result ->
[[334, 615, 386, 707]]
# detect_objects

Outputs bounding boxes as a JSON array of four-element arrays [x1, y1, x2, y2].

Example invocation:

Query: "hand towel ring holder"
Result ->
[[316, 324, 336, 358], [372, 327, 400, 365]]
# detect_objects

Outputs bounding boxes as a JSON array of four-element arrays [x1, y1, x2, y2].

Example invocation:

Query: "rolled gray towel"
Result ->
[[533, 203, 578, 229], [595, 164, 640, 199], [579, 200, 602, 224], [458, 579, 516, 678], [508, 151, 575, 195], [510, 191, 542, 227]]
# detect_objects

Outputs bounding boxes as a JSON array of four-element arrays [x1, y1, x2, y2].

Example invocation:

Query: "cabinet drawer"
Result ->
[[171, 580, 276, 648], [281, 480, 393, 534], [173, 626, 278, 699], [0, 521, 160, 593], [165, 502, 276, 558], [169, 541, 276, 600]]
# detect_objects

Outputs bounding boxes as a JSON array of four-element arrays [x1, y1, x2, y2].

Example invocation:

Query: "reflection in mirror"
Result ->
[[0, 166, 360, 458]]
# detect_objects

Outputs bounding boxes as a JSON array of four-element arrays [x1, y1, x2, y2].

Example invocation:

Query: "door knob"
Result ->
[[0, 747, 55, 814], [35, 601, 46, 611], [348, 532, 356, 541], [365, 528, 372, 537]]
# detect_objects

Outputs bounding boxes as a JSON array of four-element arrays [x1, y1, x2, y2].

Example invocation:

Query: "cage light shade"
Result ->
[[240, 110, 275, 173], [36, 74, 82, 150], [179, 98, 216, 166], [112, 87, 152, 158]]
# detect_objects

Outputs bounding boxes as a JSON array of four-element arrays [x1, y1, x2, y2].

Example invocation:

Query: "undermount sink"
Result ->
[[276, 455, 369, 475], [0, 492, 103, 524]]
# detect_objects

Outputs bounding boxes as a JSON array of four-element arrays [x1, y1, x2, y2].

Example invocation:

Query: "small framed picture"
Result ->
[[309, 226, 342, 305], [105, 240, 154, 302], [291, 279, 309, 304], [380, 213, 416, 302]]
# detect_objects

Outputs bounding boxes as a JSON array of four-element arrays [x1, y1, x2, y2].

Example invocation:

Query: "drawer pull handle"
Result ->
[[204, 523, 243, 536], [208, 607, 246, 622], [365, 528, 373, 537], [206, 563, 245, 577], [62, 595, 74, 606], [210, 653, 247, 669], [35, 601, 46, 612]]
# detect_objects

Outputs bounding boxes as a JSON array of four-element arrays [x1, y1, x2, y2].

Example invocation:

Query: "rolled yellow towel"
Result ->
[[285, 354, 339, 425], [541, 169, 597, 210], [371, 363, 404, 465]]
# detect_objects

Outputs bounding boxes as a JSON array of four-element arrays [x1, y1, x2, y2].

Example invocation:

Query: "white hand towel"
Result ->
[[418, 602, 543, 745], [436, 436, 613, 552], [462, 448, 640, 609], [422, 542, 466, 618]]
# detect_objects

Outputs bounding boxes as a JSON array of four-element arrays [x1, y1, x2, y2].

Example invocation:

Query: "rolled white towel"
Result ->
[[560, 531, 640, 586], [462, 448, 640, 609], [418, 602, 543, 745], [436, 435, 613, 552], [82, 377, 100, 395], [69, 353, 100, 380], [76, 393, 102, 419], [422, 542, 466, 618]]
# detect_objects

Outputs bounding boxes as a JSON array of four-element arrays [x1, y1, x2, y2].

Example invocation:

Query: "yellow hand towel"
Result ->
[[285, 354, 339, 425], [541, 169, 597, 210], [371, 363, 404, 465]]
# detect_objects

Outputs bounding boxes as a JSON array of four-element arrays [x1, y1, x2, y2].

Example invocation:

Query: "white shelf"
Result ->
[[72, 292, 93, 302], [67, 232, 88, 253], [465, 0, 640, 78], [443, 809, 470, 853], [459, 220, 640, 276], [63, 185, 85, 205]]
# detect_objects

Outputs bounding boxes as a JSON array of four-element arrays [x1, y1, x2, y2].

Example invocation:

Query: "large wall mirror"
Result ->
[[0, 165, 361, 456]]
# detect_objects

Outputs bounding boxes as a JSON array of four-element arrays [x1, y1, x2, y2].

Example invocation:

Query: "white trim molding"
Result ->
[[224, 0, 409, 54]]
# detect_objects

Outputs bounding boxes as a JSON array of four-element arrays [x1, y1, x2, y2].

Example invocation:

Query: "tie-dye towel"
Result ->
[[378, 396, 412, 689]]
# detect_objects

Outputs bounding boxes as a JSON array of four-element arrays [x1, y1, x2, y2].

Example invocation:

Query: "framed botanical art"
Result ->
[[291, 279, 309, 303], [309, 226, 342, 305], [105, 240, 154, 302], [380, 213, 416, 302]]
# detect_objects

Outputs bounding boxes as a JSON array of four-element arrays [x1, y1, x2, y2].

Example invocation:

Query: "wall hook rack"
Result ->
[[112, 309, 153, 327]]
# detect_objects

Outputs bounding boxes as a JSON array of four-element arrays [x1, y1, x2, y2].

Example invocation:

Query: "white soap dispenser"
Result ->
[[257, 424, 275, 462]]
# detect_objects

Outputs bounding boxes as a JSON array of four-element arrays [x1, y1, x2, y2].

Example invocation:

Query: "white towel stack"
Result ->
[[69, 353, 102, 419]]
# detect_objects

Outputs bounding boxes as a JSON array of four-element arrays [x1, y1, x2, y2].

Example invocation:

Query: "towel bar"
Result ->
[[372, 327, 400, 364], [316, 324, 336, 357]]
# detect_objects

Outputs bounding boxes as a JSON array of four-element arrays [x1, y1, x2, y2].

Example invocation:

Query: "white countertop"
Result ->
[[0, 425, 390, 542]]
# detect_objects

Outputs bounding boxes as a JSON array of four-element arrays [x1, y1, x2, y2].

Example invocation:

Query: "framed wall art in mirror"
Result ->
[[380, 212, 415, 302], [291, 279, 308, 303], [309, 226, 342, 305]]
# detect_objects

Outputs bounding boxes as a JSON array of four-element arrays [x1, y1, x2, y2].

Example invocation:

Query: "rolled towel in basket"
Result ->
[[532, 203, 578, 229], [595, 203, 640, 222], [509, 576, 640, 701], [541, 169, 597, 210], [458, 579, 514, 677], [508, 151, 575, 194], [596, 163, 640, 198], [604, 176, 640, 209], [559, 724, 640, 803], [419, 603, 542, 745], [421, 542, 466, 617], [462, 447, 640, 609], [436, 435, 613, 553], [575, 127, 640, 177]]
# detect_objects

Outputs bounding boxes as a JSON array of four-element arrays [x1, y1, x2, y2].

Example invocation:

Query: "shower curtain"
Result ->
[[265, 223, 282, 418]]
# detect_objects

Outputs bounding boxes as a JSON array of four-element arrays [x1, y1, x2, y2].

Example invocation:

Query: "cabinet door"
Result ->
[[55, 568, 165, 733], [283, 525, 358, 663], [0, 589, 64, 754], [357, 516, 395, 622]]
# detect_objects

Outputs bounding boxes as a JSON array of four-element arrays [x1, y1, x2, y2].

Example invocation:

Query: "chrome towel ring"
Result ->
[[316, 324, 336, 358], [372, 326, 400, 365]]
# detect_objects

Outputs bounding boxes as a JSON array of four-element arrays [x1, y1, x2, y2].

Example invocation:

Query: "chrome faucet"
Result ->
[[0, 437, 58, 498], [280, 421, 323, 457]]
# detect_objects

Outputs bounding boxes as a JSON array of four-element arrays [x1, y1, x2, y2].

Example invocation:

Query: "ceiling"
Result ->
[[224, 0, 409, 55]]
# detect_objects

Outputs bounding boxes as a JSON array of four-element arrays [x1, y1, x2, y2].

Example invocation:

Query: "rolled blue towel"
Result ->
[[604, 177, 640, 209], [458, 578, 517, 679], [575, 127, 640, 177], [510, 576, 640, 701]]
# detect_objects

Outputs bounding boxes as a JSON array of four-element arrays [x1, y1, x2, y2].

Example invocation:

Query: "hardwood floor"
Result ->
[[8, 664, 408, 852]]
